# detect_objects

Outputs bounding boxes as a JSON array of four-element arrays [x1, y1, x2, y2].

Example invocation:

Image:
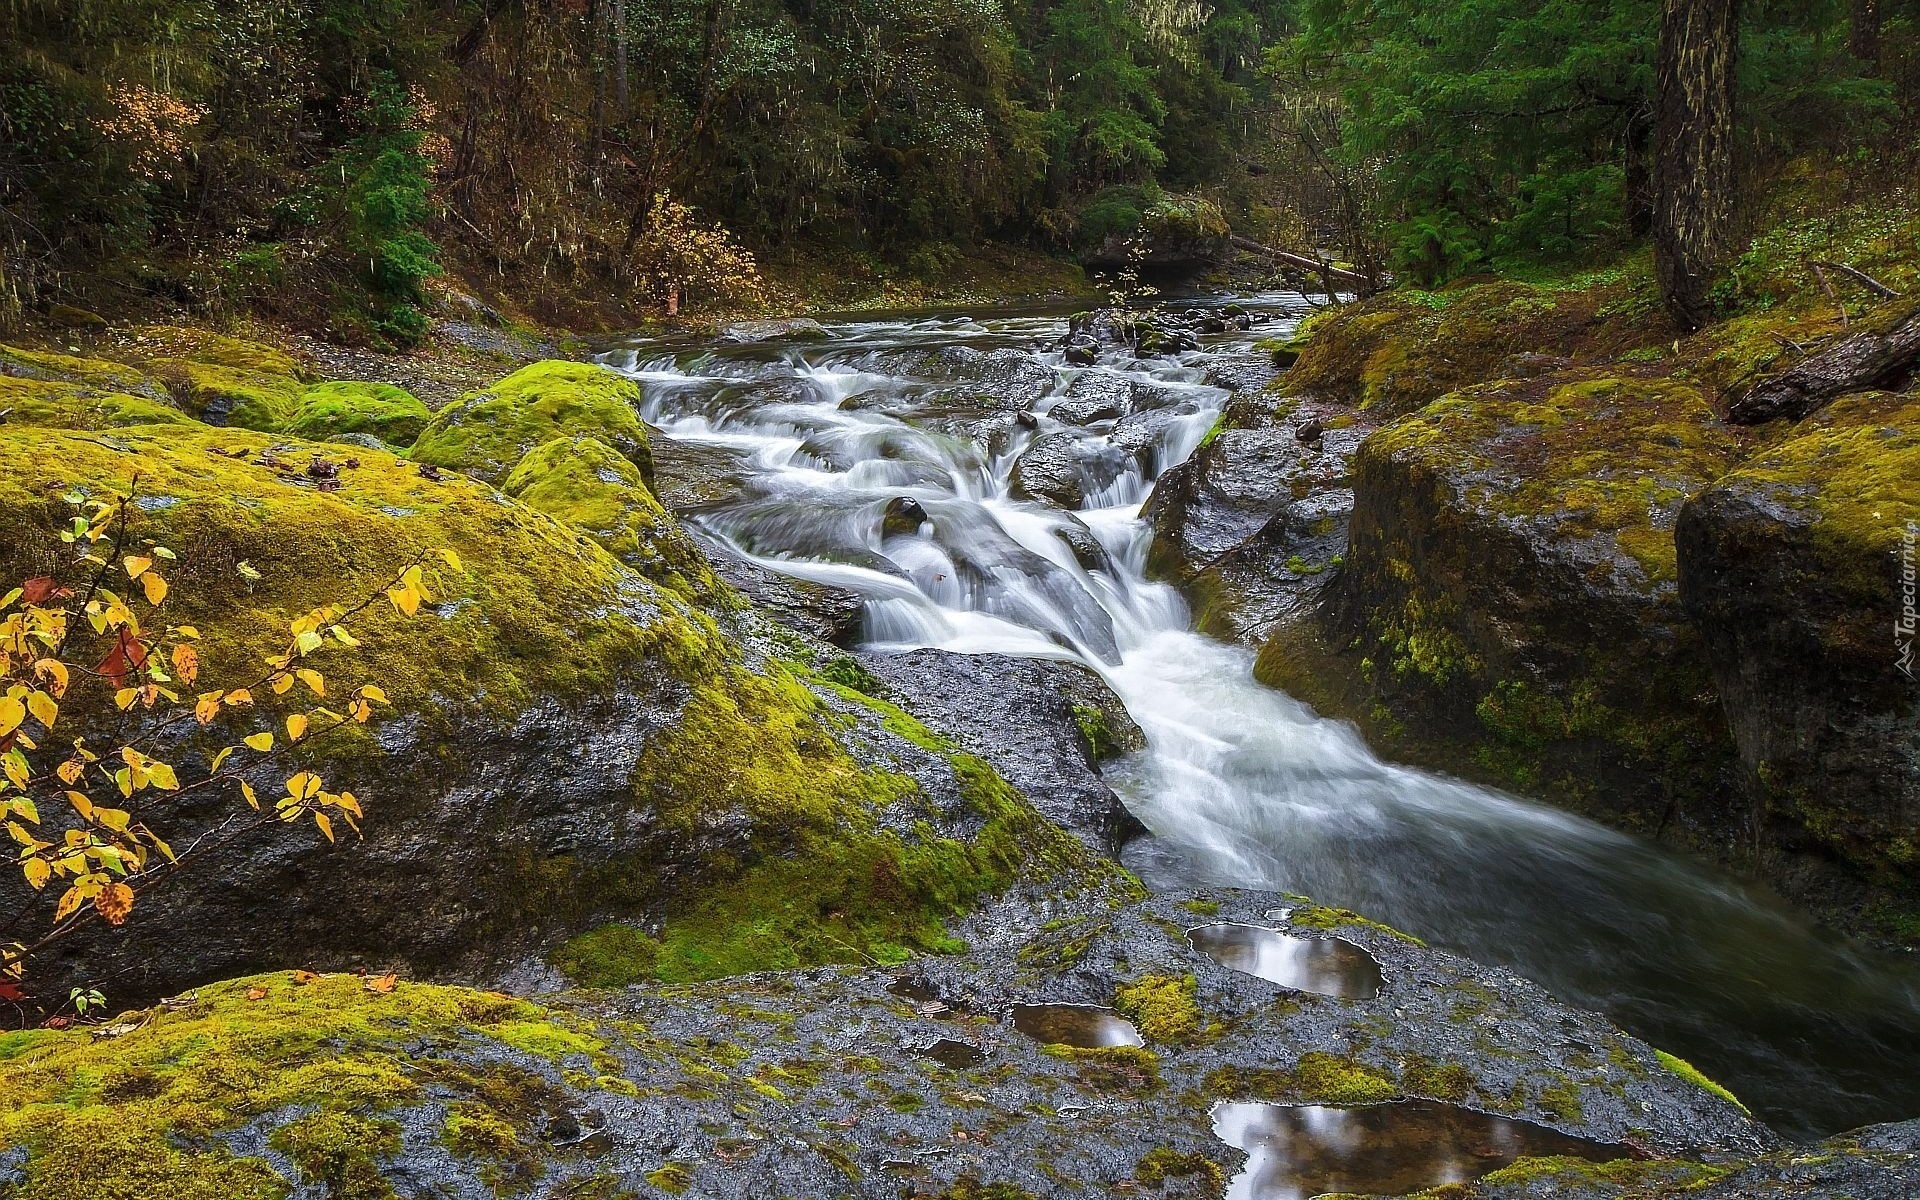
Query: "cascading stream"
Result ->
[[603, 299, 1920, 1142]]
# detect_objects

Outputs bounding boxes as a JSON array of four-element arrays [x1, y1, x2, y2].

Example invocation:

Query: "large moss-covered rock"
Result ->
[[0, 889, 1790, 1200], [501, 433, 722, 605], [1, 342, 172, 400], [411, 360, 652, 485], [157, 359, 306, 431], [1256, 370, 1746, 849], [0, 386, 1102, 1000], [1278, 276, 1666, 419], [285, 381, 432, 446], [1677, 391, 1920, 932]]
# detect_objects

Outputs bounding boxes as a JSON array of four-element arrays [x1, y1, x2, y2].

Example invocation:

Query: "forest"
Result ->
[[3, 1, 1920, 1197], [5, 0, 1915, 336]]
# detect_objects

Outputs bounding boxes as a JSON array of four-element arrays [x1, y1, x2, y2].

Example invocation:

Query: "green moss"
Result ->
[[488, 1018, 604, 1062], [934, 1179, 1039, 1200], [1069, 701, 1121, 761], [158, 359, 306, 431], [1040, 1044, 1162, 1094], [644, 1162, 695, 1193], [553, 923, 662, 988], [816, 655, 885, 696], [1, 342, 172, 399], [1114, 974, 1207, 1044], [0, 372, 195, 429], [412, 361, 652, 485], [1654, 1049, 1749, 1113], [286, 382, 431, 446], [1178, 899, 1221, 916], [1400, 1056, 1475, 1102], [1287, 905, 1424, 945], [502, 433, 725, 604], [270, 1112, 400, 1200], [1205, 1052, 1397, 1104], [126, 324, 307, 378], [1535, 1078, 1584, 1122], [1475, 1155, 1725, 1190], [3, 1109, 288, 1200], [1134, 1146, 1226, 1190], [443, 1103, 521, 1159]]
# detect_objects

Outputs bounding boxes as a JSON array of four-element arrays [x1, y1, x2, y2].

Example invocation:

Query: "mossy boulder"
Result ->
[[0, 372, 193, 430], [501, 433, 722, 605], [285, 381, 432, 446], [1, 342, 172, 400], [411, 360, 652, 486], [1278, 275, 1666, 420], [1677, 391, 1920, 934], [157, 359, 307, 431], [1256, 370, 1745, 849], [123, 324, 308, 378], [0, 410, 1099, 999]]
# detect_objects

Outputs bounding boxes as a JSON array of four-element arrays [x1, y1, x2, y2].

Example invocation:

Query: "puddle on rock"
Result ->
[[917, 1037, 988, 1068], [1009, 1003, 1145, 1048], [1211, 1100, 1631, 1200], [1188, 923, 1384, 999]]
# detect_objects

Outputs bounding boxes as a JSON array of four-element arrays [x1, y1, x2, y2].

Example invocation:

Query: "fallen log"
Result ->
[[1728, 297, 1920, 424], [1228, 235, 1371, 289]]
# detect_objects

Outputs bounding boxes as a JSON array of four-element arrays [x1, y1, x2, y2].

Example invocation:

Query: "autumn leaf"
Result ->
[[18, 577, 61, 606], [313, 811, 334, 842], [244, 732, 274, 752], [364, 972, 398, 994], [141, 572, 168, 606], [171, 644, 199, 686], [123, 555, 153, 580], [94, 882, 135, 926], [291, 969, 320, 984], [246, 987, 268, 1000], [286, 714, 308, 741]]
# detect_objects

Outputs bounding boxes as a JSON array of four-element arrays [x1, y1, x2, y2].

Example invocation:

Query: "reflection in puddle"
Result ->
[[1010, 1003, 1145, 1048], [1188, 924, 1384, 999], [917, 1037, 988, 1068], [1211, 1100, 1630, 1200]]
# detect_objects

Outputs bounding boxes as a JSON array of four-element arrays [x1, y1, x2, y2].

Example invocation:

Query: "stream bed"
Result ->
[[601, 296, 1920, 1142]]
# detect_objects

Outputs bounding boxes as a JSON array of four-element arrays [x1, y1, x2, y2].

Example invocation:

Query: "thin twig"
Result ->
[[1812, 260, 1900, 299]]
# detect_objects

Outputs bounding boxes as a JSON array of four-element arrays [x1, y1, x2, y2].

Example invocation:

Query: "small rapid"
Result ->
[[601, 299, 1920, 1141]]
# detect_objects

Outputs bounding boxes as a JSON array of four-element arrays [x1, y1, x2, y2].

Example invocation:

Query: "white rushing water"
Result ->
[[602, 298, 1920, 1140]]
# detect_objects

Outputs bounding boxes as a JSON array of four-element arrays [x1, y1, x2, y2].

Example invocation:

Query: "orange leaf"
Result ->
[[246, 987, 268, 1001], [171, 644, 199, 686], [364, 972, 398, 994], [291, 969, 320, 984], [94, 882, 135, 926]]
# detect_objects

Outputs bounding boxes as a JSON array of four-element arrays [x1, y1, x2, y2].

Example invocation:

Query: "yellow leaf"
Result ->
[[33, 659, 69, 696], [314, 812, 334, 842], [286, 714, 308, 741], [292, 969, 320, 984], [171, 644, 199, 686], [148, 761, 180, 790], [330, 625, 361, 647], [148, 832, 175, 862], [240, 781, 259, 809], [295, 629, 324, 656], [3, 755, 27, 789], [387, 585, 420, 617], [141, 572, 168, 606], [244, 732, 274, 752], [335, 791, 363, 818], [359, 685, 389, 704], [66, 791, 92, 819], [225, 689, 254, 707], [53, 887, 84, 923], [122, 555, 153, 580], [114, 688, 138, 711], [57, 758, 84, 785], [22, 857, 49, 889], [272, 672, 296, 696], [25, 691, 55, 730], [0, 697, 22, 736], [286, 771, 322, 801], [296, 669, 325, 697], [210, 746, 234, 773], [439, 549, 464, 573], [195, 693, 223, 724]]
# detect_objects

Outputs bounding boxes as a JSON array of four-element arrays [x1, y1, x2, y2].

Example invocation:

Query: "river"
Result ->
[[600, 294, 1920, 1143]]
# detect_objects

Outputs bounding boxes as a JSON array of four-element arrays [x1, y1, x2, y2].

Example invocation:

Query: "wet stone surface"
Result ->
[[1213, 1099, 1631, 1200], [1010, 1003, 1146, 1048], [1188, 922, 1383, 999]]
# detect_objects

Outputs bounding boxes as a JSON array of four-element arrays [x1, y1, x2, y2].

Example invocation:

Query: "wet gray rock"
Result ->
[[1143, 396, 1370, 642], [854, 648, 1148, 854], [691, 532, 866, 644], [1012, 430, 1135, 509], [719, 318, 830, 343], [647, 431, 759, 512]]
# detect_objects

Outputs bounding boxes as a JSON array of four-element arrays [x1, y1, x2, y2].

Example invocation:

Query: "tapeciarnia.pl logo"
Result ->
[[1900, 520, 1916, 680]]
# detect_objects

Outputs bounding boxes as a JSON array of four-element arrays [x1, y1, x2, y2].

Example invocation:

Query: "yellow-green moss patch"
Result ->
[[286, 381, 431, 446], [157, 359, 306, 431], [1653, 1049, 1748, 1113], [412, 361, 651, 485]]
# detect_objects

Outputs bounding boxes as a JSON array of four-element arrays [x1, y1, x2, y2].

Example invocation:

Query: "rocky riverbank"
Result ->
[[1145, 268, 1919, 945]]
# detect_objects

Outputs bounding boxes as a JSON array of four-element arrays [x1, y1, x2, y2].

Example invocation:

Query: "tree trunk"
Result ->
[[1652, 0, 1740, 333], [613, 0, 629, 119], [1851, 0, 1880, 73]]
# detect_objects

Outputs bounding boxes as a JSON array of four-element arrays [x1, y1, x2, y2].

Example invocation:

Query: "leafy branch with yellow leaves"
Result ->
[[0, 484, 454, 1007]]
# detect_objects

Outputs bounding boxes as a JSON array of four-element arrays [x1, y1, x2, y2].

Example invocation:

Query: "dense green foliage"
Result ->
[[1, 0, 1916, 327]]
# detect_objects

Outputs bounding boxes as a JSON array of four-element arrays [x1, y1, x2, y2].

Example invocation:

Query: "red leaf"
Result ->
[[0, 980, 27, 1002], [96, 628, 150, 687], [19, 577, 69, 606]]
